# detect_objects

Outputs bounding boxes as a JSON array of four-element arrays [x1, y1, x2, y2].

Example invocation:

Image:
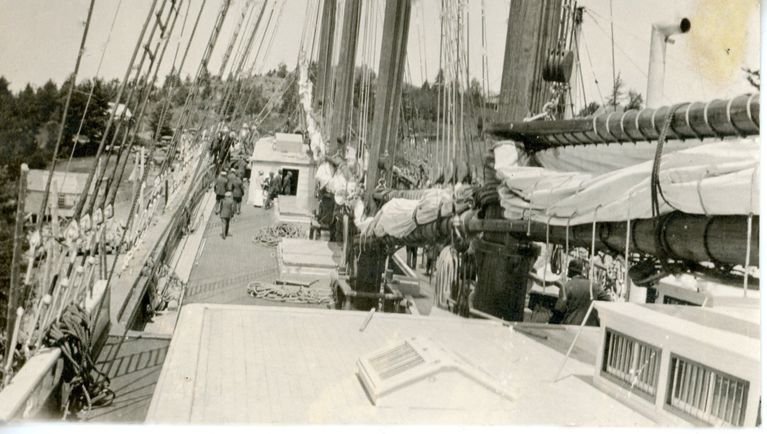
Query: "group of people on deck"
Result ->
[[258, 169, 293, 209], [213, 162, 247, 239]]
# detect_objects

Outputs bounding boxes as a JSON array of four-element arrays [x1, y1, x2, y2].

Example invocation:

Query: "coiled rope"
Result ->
[[251, 223, 305, 247], [246, 281, 331, 305], [44, 304, 114, 419]]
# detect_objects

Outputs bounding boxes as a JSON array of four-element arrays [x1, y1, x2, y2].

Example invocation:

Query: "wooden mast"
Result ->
[[365, 0, 411, 203], [314, 0, 337, 117], [497, 1, 547, 121], [342, 0, 411, 302], [473, 0, 557, 321], [329, 0, 363, 156]]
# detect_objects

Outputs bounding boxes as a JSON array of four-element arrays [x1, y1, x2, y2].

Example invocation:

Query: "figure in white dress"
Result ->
[[251, 170, 270, 207]]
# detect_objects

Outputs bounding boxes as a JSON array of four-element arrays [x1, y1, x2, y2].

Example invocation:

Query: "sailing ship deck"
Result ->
[[83, 184, 341, 422], [146, 304, 654, 425]]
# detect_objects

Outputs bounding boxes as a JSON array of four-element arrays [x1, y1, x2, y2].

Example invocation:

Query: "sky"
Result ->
[[0, 0, 760, 108]]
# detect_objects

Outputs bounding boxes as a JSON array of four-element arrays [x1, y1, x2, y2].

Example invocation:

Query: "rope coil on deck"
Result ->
[[246, 281, 331, 305], [44, 304, 114, 419], [251, 223, 305, 247]]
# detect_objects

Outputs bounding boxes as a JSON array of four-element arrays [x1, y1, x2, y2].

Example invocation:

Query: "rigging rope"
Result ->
[[73, 0, 160, 219], [94, 0, 234, 382], [37, 0, 97, 233], [44, 304, 114, 419], [580, 26, 605, 107], [62, 0, 124, 191], [623, 191, 633, 301], [609, 0, 617, 109], [89, 0, 183, 216]]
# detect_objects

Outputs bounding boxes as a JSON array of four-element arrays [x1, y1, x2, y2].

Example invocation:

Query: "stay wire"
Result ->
[[98, 0, 234, 380], [37, 0, 97, 233], [75, 0, 167, 219], [87, 0, 180, 216], [72, 0, 160, 220], [62, 0, 124, 191]]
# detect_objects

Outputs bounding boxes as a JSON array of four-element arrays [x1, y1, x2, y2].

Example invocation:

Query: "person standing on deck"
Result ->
[[236, 156, 248, 182], [265, 170, 282, 209], [549, 258, 613, 326], [220, 191, 235, 239], [263, 171, 275, 209], [214, 170, 229, 215], [253, 170, 267, 207], [281, 171, 293, 195], [229, 171, 245, 215]]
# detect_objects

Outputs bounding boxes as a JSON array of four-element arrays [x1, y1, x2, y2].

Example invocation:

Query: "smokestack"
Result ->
[[646, 18, 691, 108]]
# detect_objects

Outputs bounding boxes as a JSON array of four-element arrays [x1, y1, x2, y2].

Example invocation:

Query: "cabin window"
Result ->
[[666, 354, 748, 426], [601, 328, 660, 399]]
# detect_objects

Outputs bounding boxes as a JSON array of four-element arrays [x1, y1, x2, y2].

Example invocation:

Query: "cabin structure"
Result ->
[[248, 133, 315, 217], [594, 302, 760, 427]]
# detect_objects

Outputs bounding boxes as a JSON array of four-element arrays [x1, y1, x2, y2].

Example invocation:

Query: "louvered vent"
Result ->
[[367, 341, 425, 380], [357, 336, 513, 408], [667, 355, 749, 427], [602, 329, 660, 398]]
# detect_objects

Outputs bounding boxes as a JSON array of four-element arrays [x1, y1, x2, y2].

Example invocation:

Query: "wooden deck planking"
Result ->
[[82, 336, 171, 423], [147, 304, 654, 425]]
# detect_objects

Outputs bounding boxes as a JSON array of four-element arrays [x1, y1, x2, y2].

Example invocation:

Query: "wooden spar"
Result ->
[[314, 0, 337, 115], [487, 93, 760, 149], [329, 0, 362, 155], [358, 211, 759, 268], [365, 0, 411, 203], [5, 165, 28, 364]]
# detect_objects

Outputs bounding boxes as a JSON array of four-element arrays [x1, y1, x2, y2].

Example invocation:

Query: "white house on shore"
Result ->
[[25, 170, 94, 222]]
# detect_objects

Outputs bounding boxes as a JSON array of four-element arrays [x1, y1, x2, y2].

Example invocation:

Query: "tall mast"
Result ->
[[329, 0, 363, 156], [497, 0, 547, 121], [474, 0, 561, 321], [314, 0, 337, 117], [365, 0, 411, 202]]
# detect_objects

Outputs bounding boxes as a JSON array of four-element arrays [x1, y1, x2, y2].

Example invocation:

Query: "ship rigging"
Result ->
[[0, 0, 760, 427]]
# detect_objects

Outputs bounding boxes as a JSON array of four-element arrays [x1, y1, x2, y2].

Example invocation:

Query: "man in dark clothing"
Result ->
[[214, 170, 229, 214], [266, 170, 282, 208], [281, 171, 293, 195], [220, 191, 235, 238], [229, 173, 245, 214], [550, 258, 612, 326], [236, 157, 248, 181]]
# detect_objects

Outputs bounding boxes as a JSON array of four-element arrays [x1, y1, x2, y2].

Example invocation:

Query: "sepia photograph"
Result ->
[[0, 0, 761, 429]]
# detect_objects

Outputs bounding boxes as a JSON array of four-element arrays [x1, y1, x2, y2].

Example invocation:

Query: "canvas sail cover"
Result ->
[[494, 139, 759, 227], [355, 186, 474, 239], [531, 140, 706, 175]]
